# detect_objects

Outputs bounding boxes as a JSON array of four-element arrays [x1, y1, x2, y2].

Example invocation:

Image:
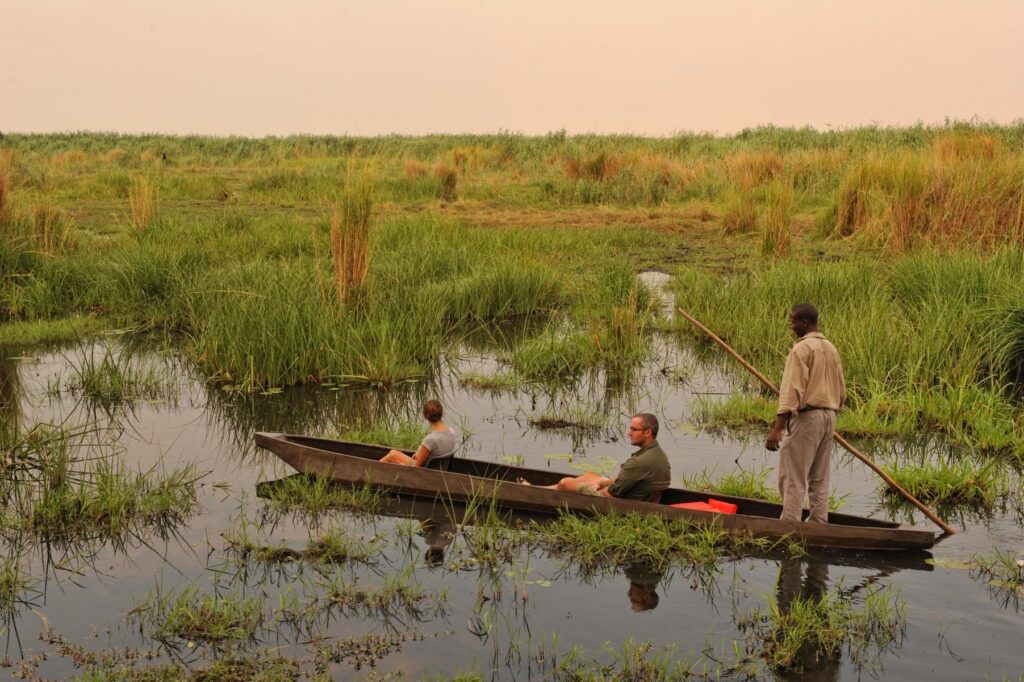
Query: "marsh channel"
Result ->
[[1, 276, 1022, 681]]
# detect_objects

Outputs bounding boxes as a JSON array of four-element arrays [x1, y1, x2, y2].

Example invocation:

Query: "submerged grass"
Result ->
[[0, 422, 200, 539], [258, 476, 383, 516], [740, 584, 906, 672], [971, 547, 1024, 608], [130, 585, 265, 644]]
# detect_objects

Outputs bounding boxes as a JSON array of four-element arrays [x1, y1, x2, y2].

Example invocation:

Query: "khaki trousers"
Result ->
[[777, 409, 835, 524]]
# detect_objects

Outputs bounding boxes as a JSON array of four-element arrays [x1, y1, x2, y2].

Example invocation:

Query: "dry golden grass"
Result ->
[[721, 187, 758, 234], [450, 145, 480, 172], [435, 164, 458, 202], [404, 159, 429, 179], [724, 150, 783, 186], [139, 150, 158, 163], [933, 132, 1002, 162], [833, 148, 1024, 250], [104, 148, 125, 164], [761, 180, 795, 256], [330, 170, 374, 304], [0, 171, 9, 226], [51, 150, 88, 167], [128, 177, 158, 230], [29, 202, 72, 254], [561, 151, 623, 182]]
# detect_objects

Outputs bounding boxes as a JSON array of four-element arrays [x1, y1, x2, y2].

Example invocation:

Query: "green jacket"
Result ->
[[608, 440, 671, 501]]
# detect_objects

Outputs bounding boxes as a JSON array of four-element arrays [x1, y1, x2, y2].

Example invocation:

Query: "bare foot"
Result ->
[[517, 477, 532, 486]]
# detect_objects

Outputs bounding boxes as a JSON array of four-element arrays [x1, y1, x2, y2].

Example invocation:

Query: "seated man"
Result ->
[[520, 413, 670, 501]]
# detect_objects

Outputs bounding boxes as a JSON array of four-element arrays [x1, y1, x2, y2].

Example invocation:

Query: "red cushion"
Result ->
[[707, 498, 738, 514], [670, 498, 738, 514], [670, 501, 715, 511]]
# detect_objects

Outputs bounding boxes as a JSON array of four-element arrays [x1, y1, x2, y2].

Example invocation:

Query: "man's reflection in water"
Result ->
[[419, 518, 455, 567], [624, 563, 662, 613], [774, 556, 840, 682]]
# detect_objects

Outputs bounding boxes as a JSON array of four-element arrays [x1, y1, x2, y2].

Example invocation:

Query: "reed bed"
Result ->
[[674, 250, 1024, 455]]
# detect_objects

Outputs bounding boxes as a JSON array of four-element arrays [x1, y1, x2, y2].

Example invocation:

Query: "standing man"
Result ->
[[765, 304, 846, 524]]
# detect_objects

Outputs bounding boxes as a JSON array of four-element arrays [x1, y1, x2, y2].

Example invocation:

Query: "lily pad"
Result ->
[[925, 558, 974, 570]]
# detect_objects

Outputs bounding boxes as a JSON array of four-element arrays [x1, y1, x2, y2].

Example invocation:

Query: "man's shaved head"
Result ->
[[791, 303, 819, 325]]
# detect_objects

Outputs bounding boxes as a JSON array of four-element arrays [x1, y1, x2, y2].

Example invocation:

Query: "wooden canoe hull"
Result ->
[[254, 433, 938, 551]]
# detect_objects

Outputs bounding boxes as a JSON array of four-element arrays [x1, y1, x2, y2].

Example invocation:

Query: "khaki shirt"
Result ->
[[777, 332, 847, 415], [608, 441, 671, 501]]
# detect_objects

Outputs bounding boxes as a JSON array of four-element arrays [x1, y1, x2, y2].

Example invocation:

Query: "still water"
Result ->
[[0, 323, 1021, 679]]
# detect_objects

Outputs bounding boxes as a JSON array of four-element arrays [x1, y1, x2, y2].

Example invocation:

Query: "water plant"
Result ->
[[535, 511, 801, 575], [129, 584, 265, 645], [740, 582, 906, 672], [328, 167, 373, 305], [257, 475, 383, 517], [881, 457, 1009, 507], [970, 546, 1024, 608], [0, 422, 200, 540]]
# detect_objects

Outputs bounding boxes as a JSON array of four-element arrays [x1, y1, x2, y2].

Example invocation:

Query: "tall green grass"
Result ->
[[674, 250, 1024, 454]]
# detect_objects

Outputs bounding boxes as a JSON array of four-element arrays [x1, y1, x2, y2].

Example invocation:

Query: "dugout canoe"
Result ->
[[254, 433, 938, 551]]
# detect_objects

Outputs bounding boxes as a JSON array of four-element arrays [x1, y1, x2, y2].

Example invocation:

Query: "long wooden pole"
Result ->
[[676, 306, 956, 536]]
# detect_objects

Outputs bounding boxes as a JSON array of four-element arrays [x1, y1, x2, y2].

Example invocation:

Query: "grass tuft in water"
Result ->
[[882, 457, 1009, 507], [741, 583, 906, 672], [259, 476, 383, 516], [130, 585, 265, 644], [1, 423, 200, 539], [536, 511, 802, 574], [970, 546, 1024, 607], [0, 554, 36, 618]]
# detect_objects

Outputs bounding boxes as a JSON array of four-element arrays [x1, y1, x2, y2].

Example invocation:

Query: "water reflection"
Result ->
[[772, 556, 839, 681], [419, 518, 455, 568], [624, 563, 663, 613]]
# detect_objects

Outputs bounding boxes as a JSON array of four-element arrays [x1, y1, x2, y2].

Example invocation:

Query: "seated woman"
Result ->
[[379, 399, 456, 470]]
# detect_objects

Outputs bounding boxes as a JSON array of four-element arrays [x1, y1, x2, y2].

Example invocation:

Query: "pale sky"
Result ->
[[3, 0, 1023, 136]]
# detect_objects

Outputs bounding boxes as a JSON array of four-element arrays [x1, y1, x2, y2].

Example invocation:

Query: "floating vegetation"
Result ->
[[222, 517, 381, 566], [457, 371, 523, 392], [529, 406, 610, 432], [971, 547, 1024, 608], [314, 629, 455, 673], [739, 584, 907, 672], [535, 512, 802, 575], [882, 457, 1009, 507], [130, 584, 265, 645], [257, 476, 383, 517], [692, 393, 775, 433], [332, 418, 425, 450], [0, 554, 36, 618], [681, 466, 783, 503], [53, 344, 176, 408], [321, 568, 448, 621], [0, 423, 200, 540]]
